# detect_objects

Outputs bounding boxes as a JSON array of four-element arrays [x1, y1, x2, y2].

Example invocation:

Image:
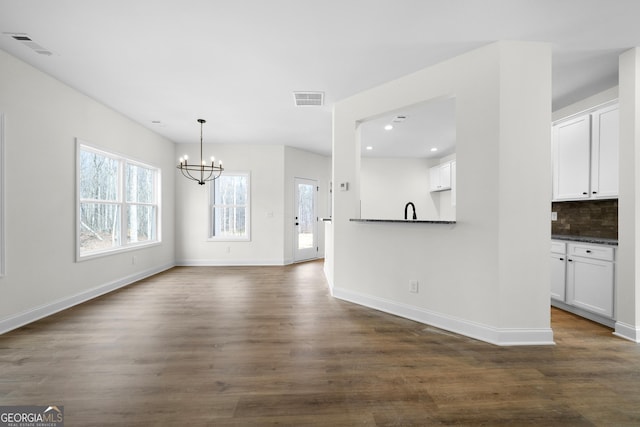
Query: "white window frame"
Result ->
[[76, 140, 161, 261], [208, 171, 251, 241]]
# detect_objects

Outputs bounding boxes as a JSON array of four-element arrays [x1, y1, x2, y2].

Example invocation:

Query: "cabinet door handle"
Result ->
[[568, 259, 573, 262], [592, 191, 597, 194], [586, 250, 591, 253], [582, 192, 588, 195], [559, 257, 564, 261]]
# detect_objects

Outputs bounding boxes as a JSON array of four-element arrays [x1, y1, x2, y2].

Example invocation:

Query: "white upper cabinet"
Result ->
[[429, 161, 451, 192], [552, 103, 619, 201], [552, 115, 591, 200], [590, 104, 619, 198]]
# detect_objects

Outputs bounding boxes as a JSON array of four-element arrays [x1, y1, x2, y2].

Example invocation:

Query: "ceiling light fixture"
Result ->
[[384, 124, 393, 131], [177, 119, 223, 185], [430, 147, 438, 152]]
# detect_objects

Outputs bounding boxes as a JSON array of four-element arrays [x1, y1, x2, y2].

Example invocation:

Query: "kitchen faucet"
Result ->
[[404, 202, 417, 220]]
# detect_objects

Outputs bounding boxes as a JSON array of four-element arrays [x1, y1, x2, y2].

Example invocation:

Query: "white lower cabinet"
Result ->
[[566, 253, 614, 318], [550, 253, 567, 301], [551, 240, 615, 321], [550, 241, 566, 301]]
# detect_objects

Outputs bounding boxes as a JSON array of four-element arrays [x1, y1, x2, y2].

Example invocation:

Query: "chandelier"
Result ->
[[177, 119, 223, 185]]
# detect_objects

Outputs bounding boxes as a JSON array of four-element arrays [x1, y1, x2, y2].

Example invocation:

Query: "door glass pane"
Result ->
[[79, 203, 121, 253], [297, 183, 314, 249]]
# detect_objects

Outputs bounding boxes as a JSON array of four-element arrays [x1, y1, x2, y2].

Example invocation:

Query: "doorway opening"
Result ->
[[294, 177, 318, 262]]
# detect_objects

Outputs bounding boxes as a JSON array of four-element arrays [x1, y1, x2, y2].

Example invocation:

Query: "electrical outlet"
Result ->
[[551, 212, 558, 221], [132, 256, 137, 265], [410, 280, 419, 293]]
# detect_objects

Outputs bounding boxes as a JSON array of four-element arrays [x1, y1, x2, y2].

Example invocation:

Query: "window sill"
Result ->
[[77, 240, 162, 262]]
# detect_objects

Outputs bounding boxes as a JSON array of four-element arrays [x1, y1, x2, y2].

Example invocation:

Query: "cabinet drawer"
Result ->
[[567, 243, 614, 261], [551, 241, 566, 254]]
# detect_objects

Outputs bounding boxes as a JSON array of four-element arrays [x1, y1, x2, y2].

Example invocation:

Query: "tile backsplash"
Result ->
[[551, 199, 618, 239]]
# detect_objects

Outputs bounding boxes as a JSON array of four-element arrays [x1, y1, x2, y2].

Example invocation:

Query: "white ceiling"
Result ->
[[1, 0, 639, 156], [360, 97, 456, 158]]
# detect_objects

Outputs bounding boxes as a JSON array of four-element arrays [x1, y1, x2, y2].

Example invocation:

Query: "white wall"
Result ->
[[360, 157, 437, 220], [175, 143, 286, 265], [0, 49, 176, 333], [330, 41, 553, 345], [174, 144, 330, 265]]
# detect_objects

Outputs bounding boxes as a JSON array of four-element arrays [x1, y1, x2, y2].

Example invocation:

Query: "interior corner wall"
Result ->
[[283, 146, 331, 264], [175, 143, 286, 265], [330, 41, 553, 346], [616, 48, 640, 342], [0, 49, 176, 334]]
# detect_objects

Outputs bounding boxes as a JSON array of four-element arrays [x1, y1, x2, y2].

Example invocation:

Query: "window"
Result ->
[[77, 142, 160, 259], [209, 172, 250, 240]]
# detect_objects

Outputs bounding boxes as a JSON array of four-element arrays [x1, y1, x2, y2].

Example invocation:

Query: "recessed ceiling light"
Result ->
[[366, 146, 373, 150], [430, 147, 438, 152], [384, 124, 393, 131]]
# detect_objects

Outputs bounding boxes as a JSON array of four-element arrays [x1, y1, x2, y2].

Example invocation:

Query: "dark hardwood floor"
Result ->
[[1, 260, 640, 426]]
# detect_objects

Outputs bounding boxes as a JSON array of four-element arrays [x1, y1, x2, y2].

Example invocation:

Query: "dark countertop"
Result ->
[[350, 218, 456, 224], [552, 234, 618, 246]]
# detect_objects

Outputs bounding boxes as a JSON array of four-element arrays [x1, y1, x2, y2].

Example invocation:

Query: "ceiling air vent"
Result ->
[[4, 32, 53, 56], [392, 115, 407, 123], [293, 91, 324, 107]]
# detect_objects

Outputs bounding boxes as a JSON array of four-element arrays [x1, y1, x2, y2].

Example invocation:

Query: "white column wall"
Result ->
[[330, 42, 553, 345], [616, 48, 640, 341]]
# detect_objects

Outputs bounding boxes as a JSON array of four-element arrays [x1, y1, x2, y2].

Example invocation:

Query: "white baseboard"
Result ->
[[176, 257, 323, 266], [614, 321, 640, 343], [323, 268, 334, 292], [0, 263, 174, 336], [176, 258, 286, 266], [332, 287, 554, 346]]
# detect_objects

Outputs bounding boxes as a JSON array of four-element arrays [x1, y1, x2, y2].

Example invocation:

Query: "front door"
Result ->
[[294, 178, 318, 262]]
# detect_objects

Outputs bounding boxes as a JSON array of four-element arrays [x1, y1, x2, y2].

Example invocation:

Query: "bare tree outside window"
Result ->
[[78, 143, 160, 258], [210, 173, 250, 240]]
